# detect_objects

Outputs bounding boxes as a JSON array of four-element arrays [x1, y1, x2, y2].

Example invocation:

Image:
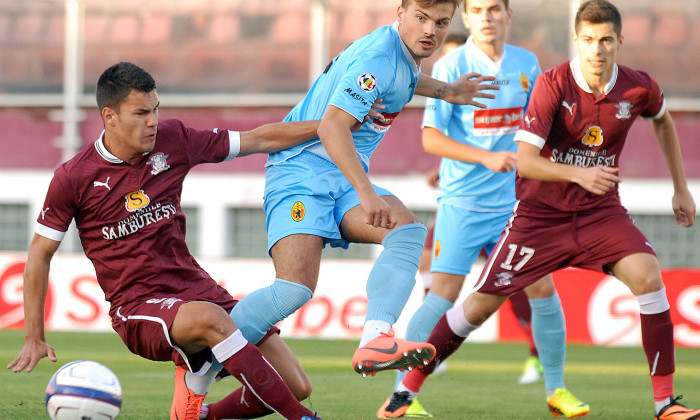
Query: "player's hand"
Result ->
[[444, 73, 499, 108], [672, 189, 696, 227], [482, 151, 516, 172], [354, 99, 385, 131], [359, 191, 395, 229], [577, 166, 620, 195], [426, 168, 440, 188], [7, 338, 57, 373]]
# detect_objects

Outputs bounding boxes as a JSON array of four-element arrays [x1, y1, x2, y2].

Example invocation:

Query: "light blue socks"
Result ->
[[530, 292, 566, 391], [395, 291, 452, 389], [229, 278, 312, 344], [365, 222, 427, 324]]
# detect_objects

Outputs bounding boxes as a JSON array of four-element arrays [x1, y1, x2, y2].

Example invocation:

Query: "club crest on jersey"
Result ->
[[147, 152, 170, 175], [520, 73, 529, 92], [581, 125, 603, 147], [357, 73, 377, 92], [434, 240, 441, 259], [615, 100, 633, 120], [291, 201, 305, 222], [124, 190, 151, 212]]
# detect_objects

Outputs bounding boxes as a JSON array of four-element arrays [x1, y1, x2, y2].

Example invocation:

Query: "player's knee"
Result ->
[[192, 304, 234, 341], [631, 273, 664, 296], [383, 222, 427, 254], [291, 376, 313, 401]]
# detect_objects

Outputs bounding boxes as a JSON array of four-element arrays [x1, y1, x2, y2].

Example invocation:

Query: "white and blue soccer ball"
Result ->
[[45, 360, 122, 420]]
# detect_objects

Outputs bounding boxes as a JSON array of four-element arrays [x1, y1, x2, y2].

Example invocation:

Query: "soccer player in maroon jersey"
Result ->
[[381, 1, 699, 419], [4, 61, 368, 420]]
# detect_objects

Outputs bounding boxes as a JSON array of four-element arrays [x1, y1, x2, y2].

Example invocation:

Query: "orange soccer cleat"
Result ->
[[170, 366, 207, 420], [377, 391, 414, 419], [352, 331, 435, 377], [656, 396, 700, 420]]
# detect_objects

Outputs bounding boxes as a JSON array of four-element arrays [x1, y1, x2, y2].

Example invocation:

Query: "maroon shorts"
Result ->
[[111, 287, 280, 374], [475, 203, 655, 296]]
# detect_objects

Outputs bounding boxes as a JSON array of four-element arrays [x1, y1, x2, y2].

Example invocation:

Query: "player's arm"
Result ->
[[415, 73, 498, 108], [423, 126, 515, 172], [516, 141, 620, 195], [238, 121, 322, 156], [318, 105, 392, 228], [651, 110, 696, 227], [8, 234, 60, 373], [238, 101, 385, 156]]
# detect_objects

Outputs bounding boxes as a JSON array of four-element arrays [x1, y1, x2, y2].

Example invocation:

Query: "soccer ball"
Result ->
[[46, 360, 122, 420]]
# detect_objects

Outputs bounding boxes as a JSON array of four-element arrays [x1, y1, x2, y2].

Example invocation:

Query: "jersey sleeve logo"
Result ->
[[124, 190, 151, 212], [357, 73, 378, 92], [291, 201, 305, 222], [581, 126, 604, 147]]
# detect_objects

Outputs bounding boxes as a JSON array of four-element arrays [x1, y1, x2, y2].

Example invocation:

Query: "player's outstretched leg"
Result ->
[[353, 223, 433, 376]]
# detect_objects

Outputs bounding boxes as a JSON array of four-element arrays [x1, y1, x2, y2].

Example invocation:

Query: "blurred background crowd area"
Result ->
[[0, 0, 698, 263], [0, 0, 698, 96]]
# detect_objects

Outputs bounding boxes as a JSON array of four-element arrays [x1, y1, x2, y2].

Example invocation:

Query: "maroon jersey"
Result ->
[[36, 119, 239, 310], [514, 60, 665, 212]]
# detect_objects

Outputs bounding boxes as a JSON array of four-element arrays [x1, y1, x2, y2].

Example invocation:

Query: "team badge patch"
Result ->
[[581, 125, 603, 147], [615, 100, 633, 120], [520, 73, 529, 92], [434, 240, 441, 259], [124, 190, 150, 212], [147, 152, 170, 175], [291, 201, 305, 222], [357, 73, 378, 92]]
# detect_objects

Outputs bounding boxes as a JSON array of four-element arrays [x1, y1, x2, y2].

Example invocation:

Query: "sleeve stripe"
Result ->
[[644, 99, 667, 121], [224, 131, 241, 161], [36, 223, 66, 242], [514, 129, 546, 149]]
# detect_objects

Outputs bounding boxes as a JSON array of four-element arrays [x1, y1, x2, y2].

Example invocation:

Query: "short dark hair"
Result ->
[[96, 62, 156, 113], [464, 0, 509, 11], [575, 0, 622, 36], [402, 0, 463, 11]]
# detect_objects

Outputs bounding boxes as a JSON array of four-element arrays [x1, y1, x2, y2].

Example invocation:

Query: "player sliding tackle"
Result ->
[[7, 61, 383, 420]]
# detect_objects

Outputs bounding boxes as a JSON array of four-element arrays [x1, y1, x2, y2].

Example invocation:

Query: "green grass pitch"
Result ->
[[1, 329, 698, 419]]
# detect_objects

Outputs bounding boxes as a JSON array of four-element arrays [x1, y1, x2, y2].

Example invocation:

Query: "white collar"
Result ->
[[94, 131, 123, 164], [570, 57, 618, 95]]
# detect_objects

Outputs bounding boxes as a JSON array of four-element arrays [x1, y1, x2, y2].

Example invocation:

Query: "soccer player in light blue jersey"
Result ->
[[379, 0, 587, 418], [229, 0, 501, 378]]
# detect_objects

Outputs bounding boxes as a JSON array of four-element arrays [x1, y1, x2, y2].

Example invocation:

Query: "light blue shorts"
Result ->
[[264, 151, 393, 251], [431, 203, 513, 276]]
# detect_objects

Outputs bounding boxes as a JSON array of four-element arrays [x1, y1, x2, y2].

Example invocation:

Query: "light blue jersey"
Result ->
[[424, 37, 541, 212], [264, 22, 421, 250], [267, 22, 420, 171]]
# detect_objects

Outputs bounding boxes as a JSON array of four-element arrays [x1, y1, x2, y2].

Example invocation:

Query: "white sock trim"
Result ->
[[420, 271, 433, 289], [445, 306, 478, 338], [359, 320, 392, 347], [637, 287, 670, 315], [211, 330, 248, 362]]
